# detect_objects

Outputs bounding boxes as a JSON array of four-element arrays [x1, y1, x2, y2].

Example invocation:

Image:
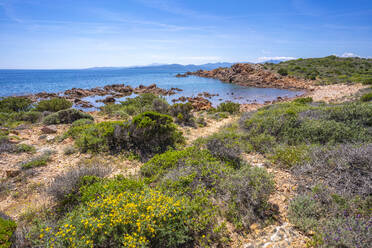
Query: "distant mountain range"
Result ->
[[86, 62, 236, 71]]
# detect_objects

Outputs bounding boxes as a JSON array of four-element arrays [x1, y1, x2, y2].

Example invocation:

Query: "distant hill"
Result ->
[[86, 62, 235, 72], [263, 55, 372, 84], [260, 59, 286, 64]]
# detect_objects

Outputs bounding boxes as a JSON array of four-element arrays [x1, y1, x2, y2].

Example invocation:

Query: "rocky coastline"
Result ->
[[177, 63, 314, 90]]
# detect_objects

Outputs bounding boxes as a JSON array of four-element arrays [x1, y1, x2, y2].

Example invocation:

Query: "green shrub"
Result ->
[[0, 97, 32, 113], [43, 109, 93, 125], [216, 102, 240, 114], [169, 103, 195, 126], [224, 165, 275, 230], [362, 78, 372, 85], [35, 98, 72, 112], [15, 143, 35, 153], [41, 185, 197, 248], [277, 68, 288, 76], [288, 194, 321, 232], [74, 112, 183, 161], [242, 101, 372, 151], [196, 116, 207, 127], [0, 213, 17, 248], [205, 133, 242, 168], [63, 146, 77, 155], [361, 92, 372, 102], [100, 94, 169, 117], [270, 145, 310, 168], [71, 118, 94, 127], [293, 97, 313, 104], [19, 150, 53, 169]]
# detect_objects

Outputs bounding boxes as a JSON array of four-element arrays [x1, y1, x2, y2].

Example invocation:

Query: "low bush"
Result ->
[[0, 97, 32, 113], [63, 146, 77, 155], [19, 150, 53, 169], [224, 165, 275, 230], [277, 68, 288, 76], [100, 93, 169, 117], [35, 98, 72, 112], [205, 133, 242, 168], [169, 103, 195, 127], [216, 102, 240, 114], [196, 116, 207, 127], [0, 138, 16, 154], [74, 112, 183, 161], [288, 186, 372, 247], [293, 143, 372, 197], [0, 212, 17, 248], [48, 164, 111, 210], [43, 109, 93, 125], [293, 97, 313, 104], [362, 78, 372, 85], [15, 143, 35, 153], [361, 92, 372, 102], [41, 182, 200, 248], [71, 118, 94, 127], [270, 144, 310, 168], [242, 101, 372, 152]]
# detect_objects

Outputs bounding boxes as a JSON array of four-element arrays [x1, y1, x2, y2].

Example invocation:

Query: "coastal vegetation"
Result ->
[[1, 59, 371, 247], [264, 56, 372, 84]]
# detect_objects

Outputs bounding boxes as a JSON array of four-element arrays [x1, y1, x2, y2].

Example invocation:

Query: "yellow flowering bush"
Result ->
[[40, 188, 192, 247]]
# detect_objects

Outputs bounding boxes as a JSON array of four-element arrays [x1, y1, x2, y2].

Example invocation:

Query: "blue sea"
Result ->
[[0, 66, 303, 109]]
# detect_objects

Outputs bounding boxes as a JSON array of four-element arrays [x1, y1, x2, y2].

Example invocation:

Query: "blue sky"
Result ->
[[0, 0, 371, 69]]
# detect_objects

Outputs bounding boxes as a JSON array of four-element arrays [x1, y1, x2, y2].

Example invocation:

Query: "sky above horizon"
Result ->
[[0, 0, 371, 69]]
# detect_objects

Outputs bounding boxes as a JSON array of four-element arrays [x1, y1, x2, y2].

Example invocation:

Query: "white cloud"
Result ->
[[256, 56, 296, 62], [339, 52, 360, 58]]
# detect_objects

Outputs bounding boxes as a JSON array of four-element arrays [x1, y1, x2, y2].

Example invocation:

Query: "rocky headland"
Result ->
[[177, 63, 313, 90]]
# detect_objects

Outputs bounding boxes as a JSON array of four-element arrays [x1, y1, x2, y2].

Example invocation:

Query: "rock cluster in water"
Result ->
[[177, 63, 313, 90]]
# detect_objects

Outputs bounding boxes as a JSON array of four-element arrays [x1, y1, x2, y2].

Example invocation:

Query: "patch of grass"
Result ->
[[216, 102, 240, 114]]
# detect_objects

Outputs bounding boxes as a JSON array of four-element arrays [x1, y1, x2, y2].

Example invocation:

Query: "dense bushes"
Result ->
[[293, 143, 372, 197], [169, 103, 195, 126], [361, 92, 372, 102], [70, 111, 183, 160], [216, 102, 240, 114], [0, 97, 32, 113], [101, 93, 169, 118], [43, 109, 93, 125], [0, 213, 17, 248], [242, 101, 372, 151], [288, 186, 372, 247], [48, 164, 111, 210], [35, 98, 72, 112], [265, 56, 372, 84], [41, 177, 200, 248], [142, 147, 276, 230]]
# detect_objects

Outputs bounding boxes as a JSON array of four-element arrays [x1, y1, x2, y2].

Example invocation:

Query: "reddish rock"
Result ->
[[41, 125, 57, 134], [178, 63, 313, 90]]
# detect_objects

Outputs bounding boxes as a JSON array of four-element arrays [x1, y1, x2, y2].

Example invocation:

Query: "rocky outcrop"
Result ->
[[172, 96, 212, 110], [178, 63, 313, 90]]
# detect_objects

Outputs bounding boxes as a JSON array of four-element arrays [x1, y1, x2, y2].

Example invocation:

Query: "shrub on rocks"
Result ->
[[35, 98, 72, 112], [361, 92, 372, 102], [43, 109, 93, 125]]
